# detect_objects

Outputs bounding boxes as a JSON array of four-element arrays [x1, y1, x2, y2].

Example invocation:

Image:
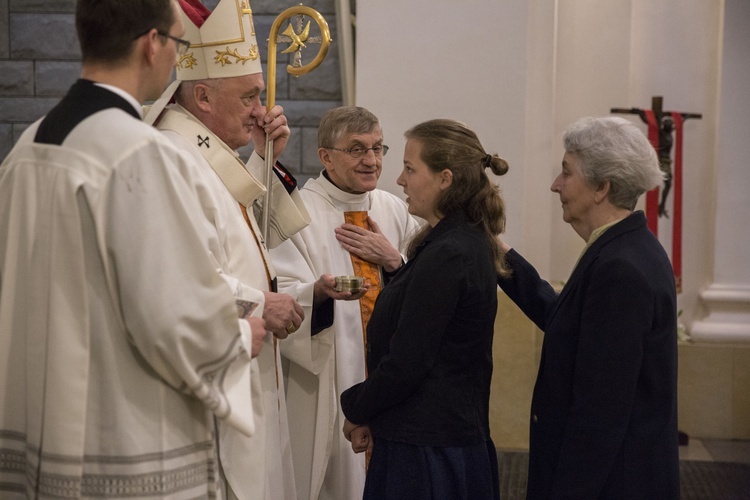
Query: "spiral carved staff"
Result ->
[[261, 6, 332, 240]]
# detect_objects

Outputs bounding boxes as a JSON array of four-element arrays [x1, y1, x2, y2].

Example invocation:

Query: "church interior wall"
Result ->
[[357, 0, 750, 441], [355, 0, 529, 256], [358, 0, 723, 328]]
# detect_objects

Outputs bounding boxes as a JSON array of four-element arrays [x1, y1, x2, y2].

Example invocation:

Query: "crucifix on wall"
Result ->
[[611, 96, 702, 293]]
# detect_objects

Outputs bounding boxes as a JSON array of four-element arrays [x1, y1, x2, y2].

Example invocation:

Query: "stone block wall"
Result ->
[[0, 0, 344, 184], [0, 0, 80, 158]]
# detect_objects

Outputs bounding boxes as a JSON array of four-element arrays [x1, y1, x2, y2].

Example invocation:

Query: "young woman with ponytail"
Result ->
[[340, 119, 509, 499]]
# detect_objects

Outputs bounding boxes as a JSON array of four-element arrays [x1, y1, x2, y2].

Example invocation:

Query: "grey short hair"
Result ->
[[317, 107, 380, 148], [563, 116, 664, 210]]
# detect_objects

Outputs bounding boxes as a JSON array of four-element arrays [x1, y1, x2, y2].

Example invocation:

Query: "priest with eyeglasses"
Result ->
[[271, 106, 420, 500]]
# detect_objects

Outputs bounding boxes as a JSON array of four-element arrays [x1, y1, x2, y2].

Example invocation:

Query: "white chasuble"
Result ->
[[157, 104, 297, 500]]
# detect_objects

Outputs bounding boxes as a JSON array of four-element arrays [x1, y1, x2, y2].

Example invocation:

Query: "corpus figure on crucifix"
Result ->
[[611, 96, 702, 294], [657, 115, 675, 217]]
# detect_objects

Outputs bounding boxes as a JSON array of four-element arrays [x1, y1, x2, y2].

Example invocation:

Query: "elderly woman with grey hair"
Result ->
[[498, 116, 679, 499]]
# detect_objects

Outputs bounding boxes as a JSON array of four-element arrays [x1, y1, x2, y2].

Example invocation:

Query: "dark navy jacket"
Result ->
[[499, 211, 679, 499], [341, 210, 498, 447]]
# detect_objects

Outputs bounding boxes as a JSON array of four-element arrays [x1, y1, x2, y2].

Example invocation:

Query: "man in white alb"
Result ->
[[144, 0, 310, 498], [0, 0, 265, 497], [271, 106, 421, 500]]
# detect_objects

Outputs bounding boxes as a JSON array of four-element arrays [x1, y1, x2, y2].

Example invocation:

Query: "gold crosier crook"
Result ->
[[261, 6, 332, 241]]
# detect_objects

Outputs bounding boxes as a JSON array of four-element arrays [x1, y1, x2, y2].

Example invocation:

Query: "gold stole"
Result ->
[[344, 211, 381, 467], [343, 211, 382, 370]]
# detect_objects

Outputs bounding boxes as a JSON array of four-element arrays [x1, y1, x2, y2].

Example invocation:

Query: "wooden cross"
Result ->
[[611, 96, 701, 217], [612, 96, 702, 128], [611, 96, 702, 294]]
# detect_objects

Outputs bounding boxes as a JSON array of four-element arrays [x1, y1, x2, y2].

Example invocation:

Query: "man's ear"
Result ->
[[318, 147, 333, 169], [440, 169, 454, 190], [193, 83, 212, 113], [138, 28, 159, 65]]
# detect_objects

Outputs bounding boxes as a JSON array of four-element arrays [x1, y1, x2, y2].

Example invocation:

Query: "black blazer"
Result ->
[[499, 211, 679, 499], [341, 210, 498, 447]]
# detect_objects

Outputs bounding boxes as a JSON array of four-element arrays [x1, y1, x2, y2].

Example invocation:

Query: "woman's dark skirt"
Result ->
[[363, 436, 500, 499]]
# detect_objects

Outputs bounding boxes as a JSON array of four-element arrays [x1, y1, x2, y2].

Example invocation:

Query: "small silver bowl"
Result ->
[[334, 275, 364, 293]]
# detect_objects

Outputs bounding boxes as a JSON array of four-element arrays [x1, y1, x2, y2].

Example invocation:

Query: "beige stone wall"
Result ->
[[489, 291, 750, 449], [489, 291, 543, 450], [678, 343, 750, 440]]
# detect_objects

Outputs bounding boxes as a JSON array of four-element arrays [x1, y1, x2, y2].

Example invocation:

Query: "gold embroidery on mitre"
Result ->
[[214, 45, 260, 66], [177, 52, 199, 70], [240, 0, 255, 35], [174, 0, 263, 80]]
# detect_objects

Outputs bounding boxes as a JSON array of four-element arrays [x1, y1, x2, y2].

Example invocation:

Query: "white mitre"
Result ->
[[145, 0, 262, 124], [177, 0, 262, 80]]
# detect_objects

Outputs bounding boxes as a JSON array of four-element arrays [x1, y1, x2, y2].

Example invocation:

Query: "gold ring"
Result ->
[[286, 324, 296, 334]]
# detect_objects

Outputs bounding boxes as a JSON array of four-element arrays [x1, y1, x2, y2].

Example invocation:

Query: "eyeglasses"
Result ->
[[324, 145, 389, 159], [133, 28, 191, 56], [157, 31, 191, 56]]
